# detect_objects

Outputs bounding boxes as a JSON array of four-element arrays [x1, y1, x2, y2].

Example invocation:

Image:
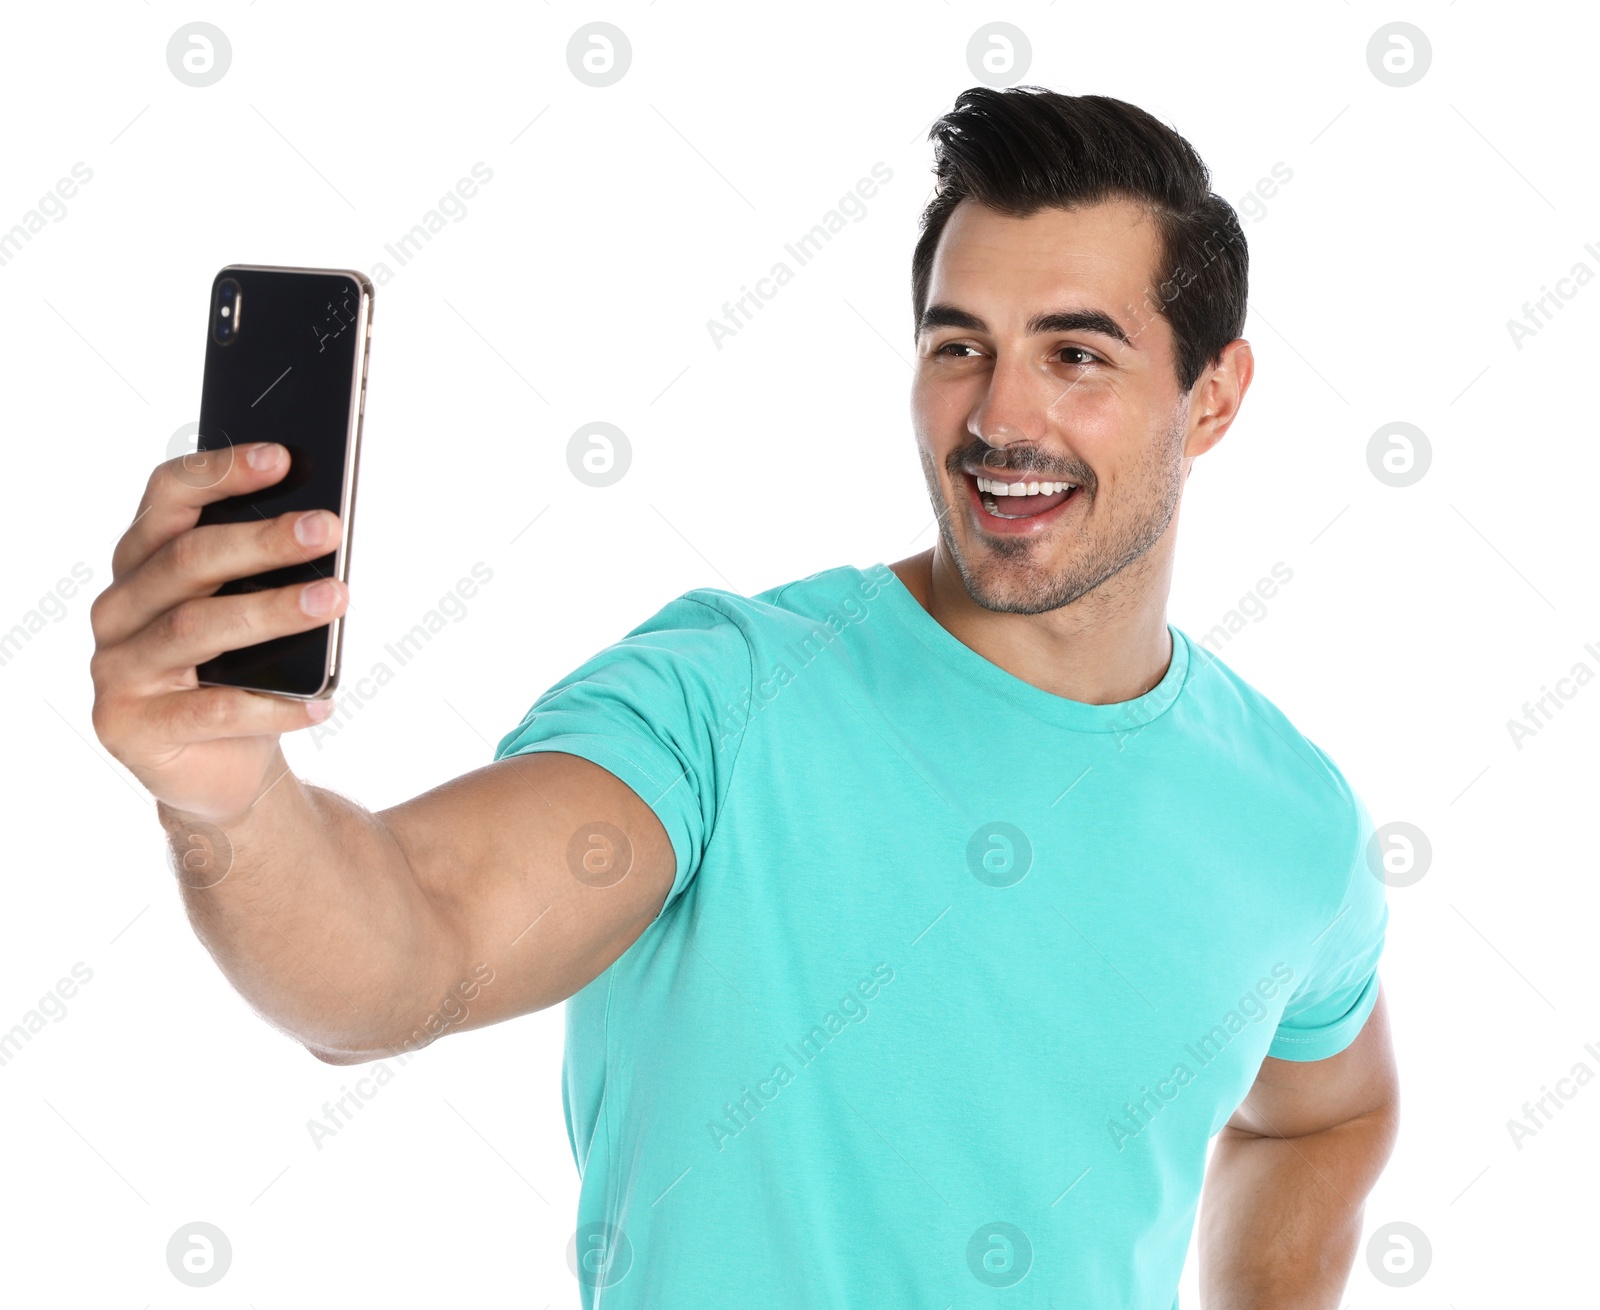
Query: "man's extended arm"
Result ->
[[1197, 985, 1399, 1308], [91, 445, 677, 1062]]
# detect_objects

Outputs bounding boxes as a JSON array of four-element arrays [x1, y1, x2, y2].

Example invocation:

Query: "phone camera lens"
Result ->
[[213, 277, 243, 345]]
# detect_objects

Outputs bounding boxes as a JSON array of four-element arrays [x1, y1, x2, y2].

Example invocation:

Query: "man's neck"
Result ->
[[887, 546, 1174, 706]]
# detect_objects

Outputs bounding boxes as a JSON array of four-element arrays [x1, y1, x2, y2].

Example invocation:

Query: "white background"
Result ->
[[1, 1, 1595, 1305]]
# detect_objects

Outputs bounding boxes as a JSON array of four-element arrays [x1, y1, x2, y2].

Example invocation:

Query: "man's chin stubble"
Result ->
[[936, 480, 1183, 617], [944, 529, 1110, 615]]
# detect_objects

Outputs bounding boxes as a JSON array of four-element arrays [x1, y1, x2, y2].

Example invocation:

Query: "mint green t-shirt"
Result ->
[[493, 562, 1387, 1309]]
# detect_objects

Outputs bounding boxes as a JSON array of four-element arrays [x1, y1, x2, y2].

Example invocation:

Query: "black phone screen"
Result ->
[[193, 265, 369, 698]]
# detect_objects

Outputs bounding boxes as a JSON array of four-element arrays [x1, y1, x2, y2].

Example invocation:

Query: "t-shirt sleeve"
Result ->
[[491, 592, 755, 920], [1268, 791, 1389, 1062]]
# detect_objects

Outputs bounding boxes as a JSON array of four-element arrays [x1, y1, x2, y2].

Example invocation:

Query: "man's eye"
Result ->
[[1057, 346, 1098, 366], [936, 342, 981, 358]]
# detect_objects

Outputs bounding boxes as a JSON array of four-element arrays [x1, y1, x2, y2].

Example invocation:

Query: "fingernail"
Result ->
[[295, 511, 331, 547], [248, 443, 284, 469], [307, 697, 336, 720], [301, 581, 339, 615]]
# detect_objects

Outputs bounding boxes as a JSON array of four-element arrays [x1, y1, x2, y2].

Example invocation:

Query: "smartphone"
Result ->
[[192, 264, 373, 699]]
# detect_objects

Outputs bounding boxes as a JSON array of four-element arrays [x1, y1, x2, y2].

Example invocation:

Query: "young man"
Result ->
[[92, 87, 1396, 1308]]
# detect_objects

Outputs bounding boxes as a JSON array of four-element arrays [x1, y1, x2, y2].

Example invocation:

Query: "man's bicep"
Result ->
[[378, 750, 679, 1029], [1227, 983, 1398, 1140], [370, 590, 750, 1043]]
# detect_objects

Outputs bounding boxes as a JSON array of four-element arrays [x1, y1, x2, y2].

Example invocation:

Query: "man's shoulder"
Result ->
[[642, 561, 894, 638], [752, 560, 896, 615], [1174, 627, 1361, 831]]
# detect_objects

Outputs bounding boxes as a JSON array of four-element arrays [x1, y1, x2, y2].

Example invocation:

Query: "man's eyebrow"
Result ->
[[917, 302, 1136, 348], [917, 304, 987, 334], [1026, 309, 1134, 347]]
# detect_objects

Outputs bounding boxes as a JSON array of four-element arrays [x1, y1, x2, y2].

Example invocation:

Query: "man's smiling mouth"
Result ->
[[970, 474, 1078, 520]]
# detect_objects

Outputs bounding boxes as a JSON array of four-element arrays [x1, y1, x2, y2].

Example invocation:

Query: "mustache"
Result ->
[[948, 441, 1091, 485]]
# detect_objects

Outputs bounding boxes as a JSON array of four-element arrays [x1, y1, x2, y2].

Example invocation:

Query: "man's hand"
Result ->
[[90, 441, 349, 824], [1198, 985, 1399, 1308]]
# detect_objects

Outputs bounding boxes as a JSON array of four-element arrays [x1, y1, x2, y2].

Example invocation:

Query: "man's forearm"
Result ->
[[159, 747, 459, 1058], [1197, 1104, 1399, 1308]]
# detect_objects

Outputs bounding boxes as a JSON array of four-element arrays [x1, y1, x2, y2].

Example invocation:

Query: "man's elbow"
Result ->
[[304, 1040, 395, 1066]]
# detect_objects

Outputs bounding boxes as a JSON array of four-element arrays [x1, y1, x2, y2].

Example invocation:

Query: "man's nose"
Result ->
[[967, 356, 1049, 452]]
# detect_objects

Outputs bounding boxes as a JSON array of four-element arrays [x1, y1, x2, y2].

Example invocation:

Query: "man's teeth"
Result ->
[[975, 477, 1076, 497]]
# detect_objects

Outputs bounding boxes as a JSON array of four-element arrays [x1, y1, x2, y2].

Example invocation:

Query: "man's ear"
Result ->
[[1184, 338, 1254, 460]]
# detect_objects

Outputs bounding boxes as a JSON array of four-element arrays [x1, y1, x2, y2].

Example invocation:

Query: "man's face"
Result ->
[[911, 196, 1197, 615]]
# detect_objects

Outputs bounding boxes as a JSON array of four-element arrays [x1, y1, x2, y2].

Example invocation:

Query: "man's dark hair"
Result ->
[[912, 86, 1248, 393]]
